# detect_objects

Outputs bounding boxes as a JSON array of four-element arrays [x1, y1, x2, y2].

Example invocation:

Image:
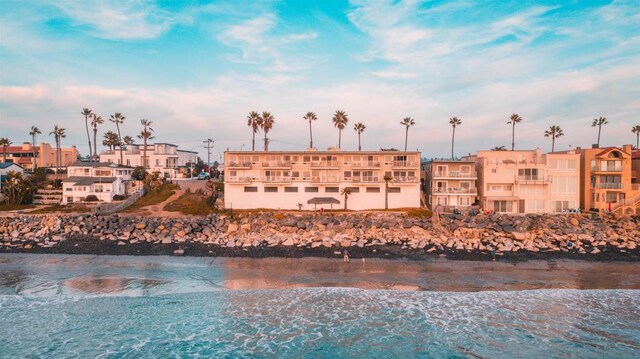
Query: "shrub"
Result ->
[[131, 166, 147, 181], [84, 195, 99, 202], [113, 194, 126, 201]]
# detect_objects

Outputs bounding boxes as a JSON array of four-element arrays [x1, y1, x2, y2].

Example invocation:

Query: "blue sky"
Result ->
[[1, 0, 639, 159]]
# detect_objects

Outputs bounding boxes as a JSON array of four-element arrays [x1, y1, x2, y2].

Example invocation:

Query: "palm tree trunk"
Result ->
[[251, 131, 255, 151], [2, 146, 6, 162], [85, 115, 92, 161], [597, 125, 602, 147], [358, 133, 361, 151], [404, 126, 409, 151], [143, 139, 147, 168], [116, 124, 123, 165], [637, 133, 639, 149], [385, 181, 389, 210], [32, 135, 37, 169], [309, 121, 313, 148], [344, 194, 348, 210], [264, 133, 268, 151], [511, 123, 515, 151], [551, 137, 555, 152], [93, 127, 98, 162], [338, 129, 342, 148], [451, 127, 456, 160]]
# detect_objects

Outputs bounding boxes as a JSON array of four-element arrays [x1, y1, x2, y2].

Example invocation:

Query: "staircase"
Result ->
[[612, 193, 640, 215]]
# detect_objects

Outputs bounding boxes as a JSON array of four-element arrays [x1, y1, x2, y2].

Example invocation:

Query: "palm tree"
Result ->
[[591, 116, 608, 147], [544, 125, 564, 152], [138, 119, 154, 168], [29, 126, 41, 169], [507, 113, 523, 151], [353, 122, 366, 151], [49, 125, 66, 173], [303, 112, 318, 148], [91, 114, 103, 162], [400, 117, 415, 151], [632, 125, 640, 149], [82, 108, 93, 161], [109, 112, 125, 164], [492, 146, 507, 151], [122, 136, 134, 147], [449, 117, 462, 159], [383, 175, 392, 210], [247, 111, 263, 151], [261, 111, 275, 151], [0, 137, 11, 163], [102, 131, 119, 151], [340, 187, 352, 210], [332, 110, 349, 148]]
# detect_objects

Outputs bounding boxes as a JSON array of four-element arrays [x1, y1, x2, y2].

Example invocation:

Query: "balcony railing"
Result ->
[[594, 183, 623, 189], [433, 188, 477, 194], [352, 177, 380, 183], [262, 161, 292, 168], [227, 161, 252, 169], [517, 175, 549, 182], [433, 171, 476, 178], [391, 176, 419, 183], [310, 161, 340, 168], [311, 176, 339, 183], [227, 176, 252, 184], [591, 166, 623, 172], [263, 176, 292, 183], [352, 161, 381, 168], [633, 184, 640, 191], [392, 161, 417, 168]]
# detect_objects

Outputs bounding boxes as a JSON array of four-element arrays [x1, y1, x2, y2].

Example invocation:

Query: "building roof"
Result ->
[[226, 150, 421, 155], [633, 150, 640, 159], [4, 146, 39, 154], [63, 176, 117, 185], [69, 161, 126, 168], [0, 162, 23, 169], [307, 197, 341, 205]]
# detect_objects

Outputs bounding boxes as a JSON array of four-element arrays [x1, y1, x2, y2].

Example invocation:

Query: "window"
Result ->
[[343, 171, 352, 181], [65, 188, 72, 192], [605, 192, 618, 203], [388, 187, 401, 193], [244, 187, 258, 192], [347, 187, 360, 193], [284, 187, 298, 192], [553, 201, 576, 212], [492, 200, 512, 213], [525, 199, 546, 213], [305, 187, 319, 192], [552, 176, 577, 194], [302, 171, 311, 180], [459, 197, 471, 206], [264, 187, 278, 193], [230, 170, 237, 177], [366, 187, 380, 193], [325, 187, 339, 193], [437, 197, 448, 205], [291, 171, 300, 180]]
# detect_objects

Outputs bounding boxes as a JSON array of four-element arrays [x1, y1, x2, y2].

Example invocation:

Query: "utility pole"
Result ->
[[203, 138, 214, 169]]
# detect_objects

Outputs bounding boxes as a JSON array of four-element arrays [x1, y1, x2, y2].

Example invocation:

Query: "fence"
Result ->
[[91, 189, 146, 215]]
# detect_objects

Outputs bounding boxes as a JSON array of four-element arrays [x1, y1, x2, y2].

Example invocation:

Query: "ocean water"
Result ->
[[0, 255, 639, 358]]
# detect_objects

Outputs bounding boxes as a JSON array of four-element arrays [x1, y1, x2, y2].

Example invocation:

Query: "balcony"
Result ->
[[310, 161, 340, 169], [227, 161, 252, 169], [227, 176, 252, 184], [433, 171, 476, 179], [433, 187, 478, 195], [517, 175, 550, 183], [392, 161, 418, 168], [391, 176, 419, 184], [262, 161, 292, 169], [351, 161, 381, 169], [594, 183, 624, 190], [310, 176, 339, 184], [263, 176, 292, 184], [591, 166, 623, 173], [351, 177, 380, 183]]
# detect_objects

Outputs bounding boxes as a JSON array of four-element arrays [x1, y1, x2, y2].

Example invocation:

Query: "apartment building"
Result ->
[[224, 149, 421, 210], [475, 148, 580, 213], [424, 160, 478, 210], [62, 162, 133, 204], [574, 145, 639, 215], [2, 143, 79, 170], [100, 143, 198, 178]]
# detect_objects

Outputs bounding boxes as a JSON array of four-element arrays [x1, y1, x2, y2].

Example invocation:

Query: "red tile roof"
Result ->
[[633, 150, 640, 160], [4, 146, 39, 153]]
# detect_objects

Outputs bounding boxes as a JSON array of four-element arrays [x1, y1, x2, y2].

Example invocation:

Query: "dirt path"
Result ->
[[123, 188, 187, 218]]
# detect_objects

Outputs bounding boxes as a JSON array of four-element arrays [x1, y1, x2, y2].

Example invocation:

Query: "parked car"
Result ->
[[197, 172, 210, 180]]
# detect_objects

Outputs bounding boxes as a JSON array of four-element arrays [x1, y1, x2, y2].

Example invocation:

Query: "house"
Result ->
[[99, 143, 198, 178], [61, 162, 134, 204], [424, 159, 478, 210], [474, 148, 581, 213], [224, 149, 421, 210], [0, 162, 24, 191], [573, 144, 639, 215], [2, 143, 79, 170]]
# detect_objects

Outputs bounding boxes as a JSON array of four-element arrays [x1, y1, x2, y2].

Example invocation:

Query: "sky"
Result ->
[[1, 0, 639, 161]]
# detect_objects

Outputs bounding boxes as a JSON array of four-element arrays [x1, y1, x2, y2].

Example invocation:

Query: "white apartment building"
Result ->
[[224, 149, 421, 210], [62, 162, 134, 204], [424, 159, 478, 210], [100, 143, 198, 178], [475, 148, 580, 213]]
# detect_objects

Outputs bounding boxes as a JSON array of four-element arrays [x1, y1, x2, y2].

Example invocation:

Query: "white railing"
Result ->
[[262, 161, 292, 168], [227, 161, 252, 168], [310, 161, 341, 167], [517, 175, 549, 182], [310, 176, 339, 183], [263, 176, 292, 183], [591, 166, 623, 172], [392, 177, 419, 183], [434, 171, 476, 178], [352, 162, 381, 168], [595, 183, 623, 189], [392, 161, 417, 167], [352, 177, 380, 183], [434, 188, 477, 194], [92, 189, 145, 215], [227, 176, 252, 183]]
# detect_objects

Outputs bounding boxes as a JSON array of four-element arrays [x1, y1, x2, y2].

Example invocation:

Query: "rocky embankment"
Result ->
[[0, 212, 638, 260]]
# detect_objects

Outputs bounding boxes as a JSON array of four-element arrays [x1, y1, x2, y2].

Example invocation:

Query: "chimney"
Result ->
[[623, 144, 632, 153]]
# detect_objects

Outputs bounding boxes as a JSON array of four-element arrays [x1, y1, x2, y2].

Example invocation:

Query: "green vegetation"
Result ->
[[164, 192, 216, 216], [121, 182, 178, 212]]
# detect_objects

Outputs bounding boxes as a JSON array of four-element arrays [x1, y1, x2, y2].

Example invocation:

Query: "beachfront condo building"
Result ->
[[474, 148, 581, 214], [224, 149, 421, 210], [62, 162, 134, 204], [423, 159, 478, 210], [100, 143, 198, 178], [2, 143, 79, 170], [573, 145, 639, 215]]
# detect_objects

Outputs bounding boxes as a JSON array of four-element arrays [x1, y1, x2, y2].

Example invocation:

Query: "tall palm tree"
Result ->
[[261, 111, 275, 151], [591, 116, 608, 147], [449, 117, 462, 160], [138, 119, 154, 168], [303, 112, 318, 148], [82, 108, 93, 161], [544, 125, 564, 152], [353, 122, 366, 151], [91, 114, 103, 162], [122, 136, 134, 147], [102, 131, 119, 151], [109, 112, 125, 164], [49, 125, 66, 173], [340, 187, 352, 210], [492, 146, 507, 151], [0, 137, 11, 163], [632, 125, 640, 149], [29, 126, 41, 169], [507, 113, 523, 151], [332, 110, 349, 148], [247, 111, 262, 151], [383, 175, 392, 210], [400, 117, 415, 151]]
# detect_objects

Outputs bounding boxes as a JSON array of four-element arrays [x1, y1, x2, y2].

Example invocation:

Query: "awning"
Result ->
[[307, 197, 341, 205]]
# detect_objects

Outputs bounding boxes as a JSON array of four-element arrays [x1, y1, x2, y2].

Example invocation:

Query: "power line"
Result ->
[[203, 138, 214, 166]]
